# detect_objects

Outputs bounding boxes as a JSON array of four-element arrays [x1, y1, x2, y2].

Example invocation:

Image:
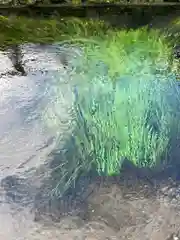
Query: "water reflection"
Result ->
[[0, 43, 76, 178], [8, 45, 27, 76]]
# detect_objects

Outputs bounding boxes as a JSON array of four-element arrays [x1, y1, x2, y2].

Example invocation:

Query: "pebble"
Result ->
[[167, 188, 177, 198], [170, 198, 177, 205]]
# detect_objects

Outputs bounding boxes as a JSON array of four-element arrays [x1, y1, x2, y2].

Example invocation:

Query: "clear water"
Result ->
[[0, 40, 179, 239], [0, 44, 77, 178]]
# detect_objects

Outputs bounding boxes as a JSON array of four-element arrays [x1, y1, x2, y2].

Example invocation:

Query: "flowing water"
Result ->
[[0, 33, 180, 239], [0, 44, 75, 177], [0, 43, 79, 239]]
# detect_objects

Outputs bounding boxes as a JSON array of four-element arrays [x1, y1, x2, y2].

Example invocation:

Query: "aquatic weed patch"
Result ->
[[48, 27, 180, 197], [72, 72, 180, 177], [72, 29, 179, 176], [80, 27, 174, 78], [0, 16, 110, 48]]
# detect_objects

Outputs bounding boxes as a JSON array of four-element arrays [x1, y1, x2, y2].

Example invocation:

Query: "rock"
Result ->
[[161, 186, 170, 195], [171, 198, 178, 205], [167, 188, 177, 199]]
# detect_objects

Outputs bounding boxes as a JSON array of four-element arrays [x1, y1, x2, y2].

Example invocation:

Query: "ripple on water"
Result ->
[[0, 43, 79, 178], [0, 42, 93, 240]]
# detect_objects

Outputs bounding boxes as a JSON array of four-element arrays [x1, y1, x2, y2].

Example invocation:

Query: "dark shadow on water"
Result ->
[[7, 45, 27, 76]]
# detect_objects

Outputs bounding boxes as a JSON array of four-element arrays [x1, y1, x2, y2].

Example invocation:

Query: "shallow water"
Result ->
[[0, 42, 180, 240], [0, 43, 78, 239], [0, 44, 76, 177]]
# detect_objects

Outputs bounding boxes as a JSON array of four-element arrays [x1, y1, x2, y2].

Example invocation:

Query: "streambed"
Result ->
[[0, 41, 180, 240]]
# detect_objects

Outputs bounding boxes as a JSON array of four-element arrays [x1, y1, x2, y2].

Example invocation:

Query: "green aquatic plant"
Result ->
[[82, 27, 173, 79], [0, 16, 110, 48], [69, 26, 177, 84], [48, 27, 178, 198], [72, 72, 178, 176], [73, 78, 122, 176], [51, 71, 180, 197], [67, 26, 179, 177]]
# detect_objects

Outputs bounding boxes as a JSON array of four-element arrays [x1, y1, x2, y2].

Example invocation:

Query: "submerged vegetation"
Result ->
[[74, 28, 175, 78], [0, 14, 179, 197], [0, 16, 110, 48], [69, 28, 179, 178], [50, 18, 179, 197]]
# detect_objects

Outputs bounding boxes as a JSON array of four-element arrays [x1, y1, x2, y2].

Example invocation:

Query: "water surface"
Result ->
[[0, 41, 180, 240]]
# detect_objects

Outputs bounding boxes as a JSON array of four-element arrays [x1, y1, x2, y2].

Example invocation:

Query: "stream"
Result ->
[[0, 16, 180, 239], [0, 43, 80, 239]]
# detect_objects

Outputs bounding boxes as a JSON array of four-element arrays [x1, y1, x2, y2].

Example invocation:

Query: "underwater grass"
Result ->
[[69, 25, 179, 178], [72, 71, 180, 177], [47, 24, 179, 196], [76, 27, 176, 79], [51, 71, 180, 197], [0, 15, 111, 48]]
